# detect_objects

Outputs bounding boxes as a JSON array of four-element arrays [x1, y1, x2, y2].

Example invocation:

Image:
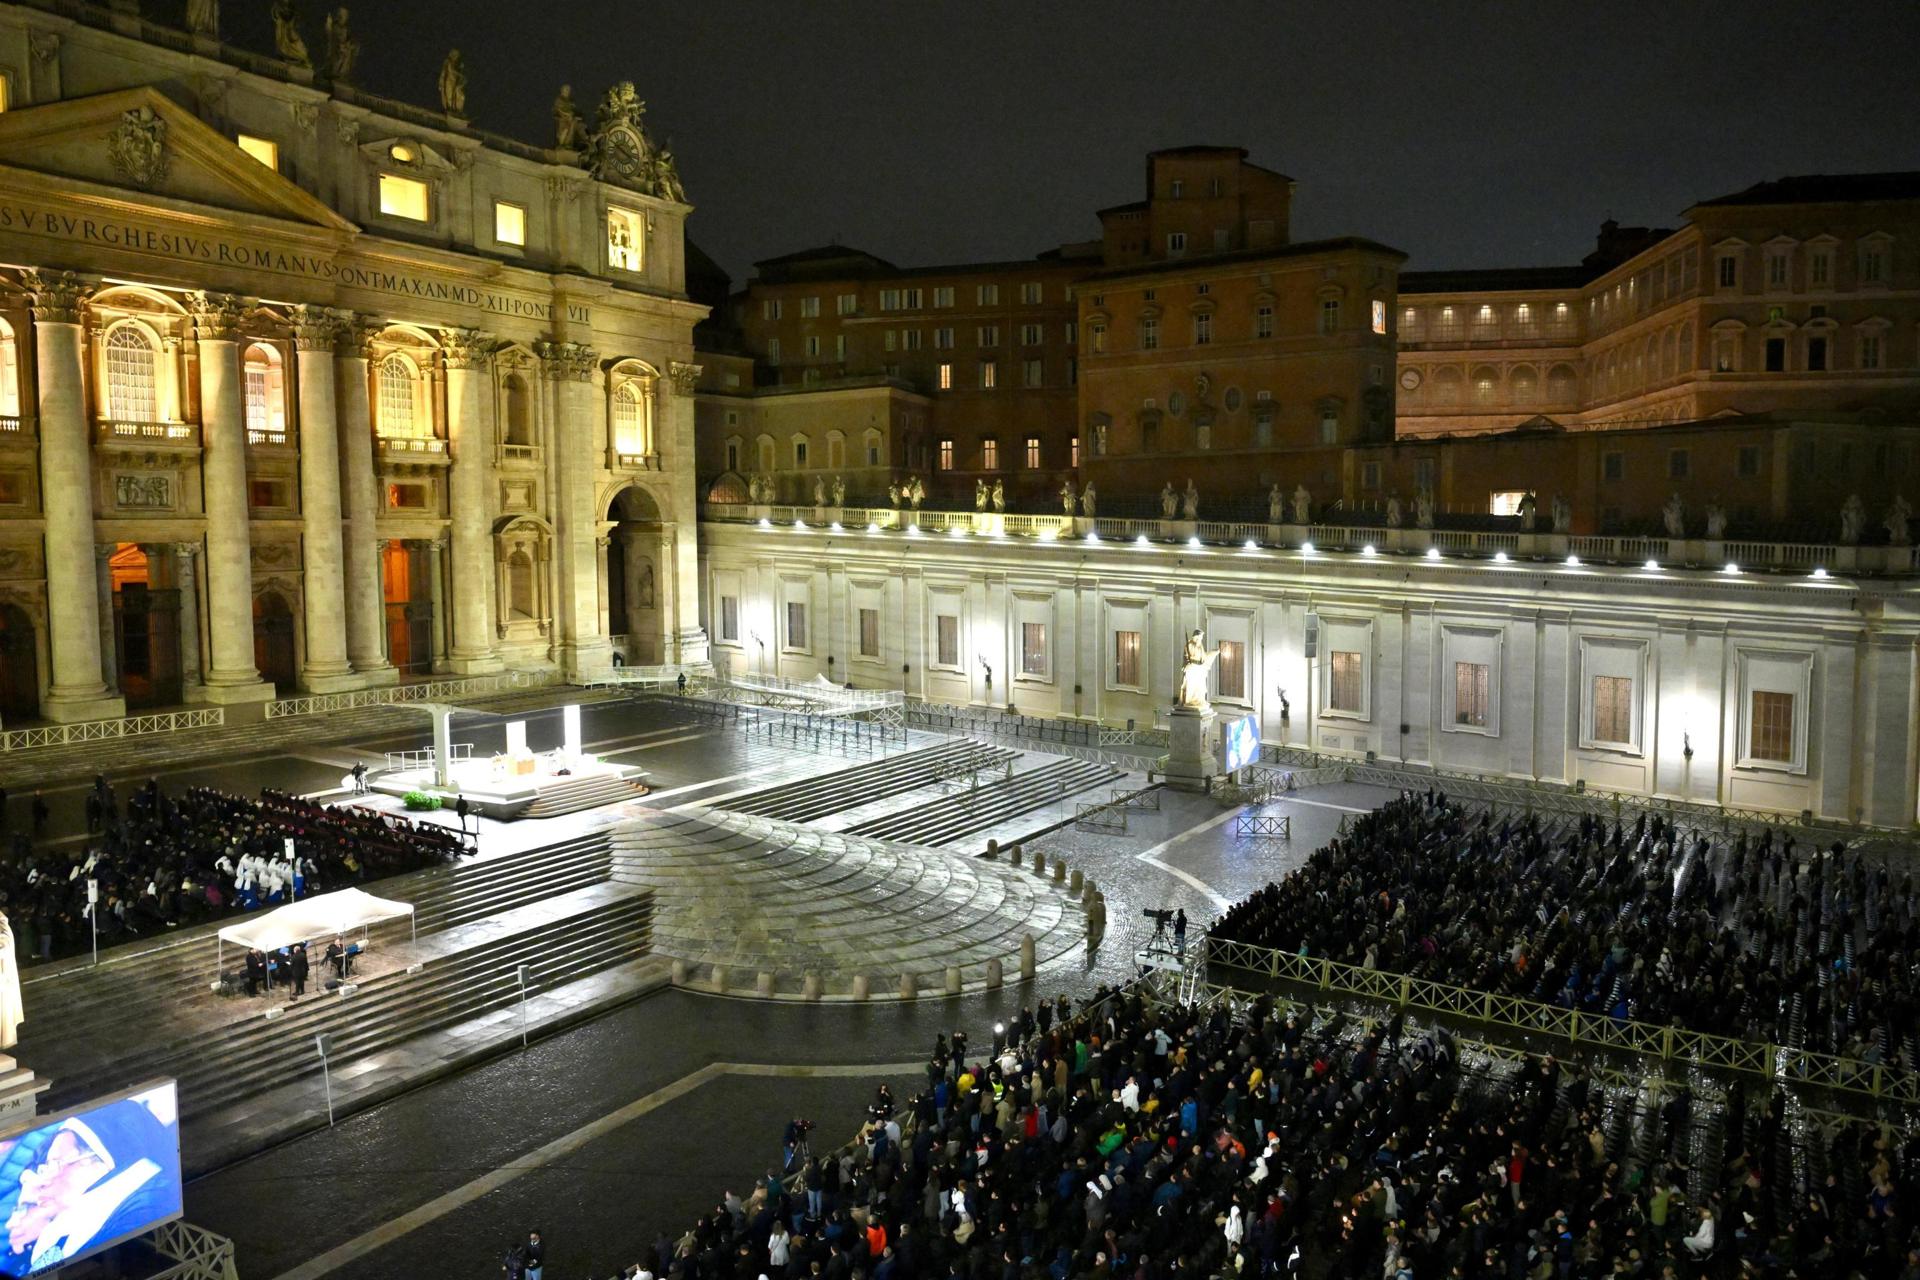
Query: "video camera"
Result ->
[[1142, 908, 1176, 927]]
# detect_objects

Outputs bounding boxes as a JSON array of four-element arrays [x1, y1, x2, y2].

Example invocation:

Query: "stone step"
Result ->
[[845, 757, 1121, 844], [517, 774, 649, 819], [723, 739, 1017, 824]]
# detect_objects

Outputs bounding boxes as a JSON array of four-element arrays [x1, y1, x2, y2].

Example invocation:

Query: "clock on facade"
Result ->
[[1399, 368, 1422, 390]]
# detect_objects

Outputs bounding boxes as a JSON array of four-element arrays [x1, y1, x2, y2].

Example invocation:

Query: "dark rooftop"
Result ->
[[1695, 171, 1920, 208], [1079, 235, 1407, 284], [1399, 265, 1592, 294]]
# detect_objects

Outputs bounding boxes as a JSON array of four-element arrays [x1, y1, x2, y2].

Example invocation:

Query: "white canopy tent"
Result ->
[[214, 887, 416, 983]]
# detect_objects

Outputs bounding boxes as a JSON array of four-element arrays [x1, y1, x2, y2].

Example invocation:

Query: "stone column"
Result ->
[[334, 315, 394, 683], [26, 272, 124, 721], [441, 328, 501, 673], [619, 527, 650, 639], [427, 535, 448, 670], [188, 291, 272, 705], [540, 341, 609, 678], [94, 545, 117, 692], [664, 361, 709, 665], [291, 306, 356, 690], [173, 542, 202, 689], [595, 534, 612, 643]]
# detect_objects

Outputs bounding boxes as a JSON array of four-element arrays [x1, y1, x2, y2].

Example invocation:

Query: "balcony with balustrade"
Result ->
[[374, 434, 450, 472], [94, 418, 200, 457], [0, 413, 32, 451]]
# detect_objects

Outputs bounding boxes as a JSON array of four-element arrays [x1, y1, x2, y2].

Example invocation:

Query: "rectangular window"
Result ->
[[1021, 282, 1043, 304], [1767, 253, 1789, 288], [793, 440, 809, 468], [1070, 436, 1080, 467], [1089, 323, 1106, 354], [979, 360, 997, 389], [237, 134, 279, 169], [937, 439, 954, 470], [1807, 336, 1828, 371], [879, 289, 901, 311], [834, 334, 846, 361], [491, 200, 526, 246], [1194, 313, 1212, 345], [1717, 255, 1738, 288], [1023, 358, 1044, 387], [1860, 246, 1886, 284], [1064, 321, 1076, 345], [1216, 640, 1245, 701], [1765, 337, 1786, 371], [1749, 690, 1794, 763], [718, 596, 739, 642], [1021, 622, 1047, 676], [804, 335, 821, 358], [1861, 334, 1882, 369], [883, 330, 897, 352], [858, 608, 880, 658], [1167, 232, 1187, 256], [937, 362, 953, 390], [785, 601, 807, 650], [933, 286, 954, 308], [1020, 323, 1043, 346], [1141, 318, 1158, 350], [901, 330, 922, 351], [1023, 436, 1041, 469], [1737, 445, 1761, 477], [836, 293, 858, 315], [762, 299, 782, 320], [1603, 451, 1624, 482], [1810, 252, 1830, 286], [936, 615, 960, 668], [386, 482, 427, 509], [1329, 651, 1363, 713], [378, 173, 429, 221], [1454, 662, 1490, 728], [903, 288, 922, 308], [982, 438, 1000, 470], [766, 337, 781, 365], [1114, 631, 1142, 687], [1591, 674, 1633, 745], [1067, 357, 1077, 386], [1371, 300, 1387, 335], [1319, 409, 1339, 444], [1255, 305, 1274, 339], [1668, 449, 1690, 480], [934, 327, 955, 349], [977, 325, 999, 346], [976, 284, 999, 305], [800, 296, 820, 318], [1320, 299, 1340, 334]]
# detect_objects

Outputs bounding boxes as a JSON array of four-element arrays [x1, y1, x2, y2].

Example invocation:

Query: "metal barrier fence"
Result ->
[[144, 1221, 239, 1280], [1204, 935, 1920, 1106], [1232, 813, 1292, 839], [736, 708, 905, 755], [263, 669, 549, 720], [383, 742, 473, 774], [0, 707, 225, 753]]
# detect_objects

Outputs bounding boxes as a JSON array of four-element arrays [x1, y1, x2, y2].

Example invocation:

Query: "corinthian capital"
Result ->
[[536, 339, 597, 381], [290, 304, 340, 351], [333, 313, 382, 360], [186, 290, 250, 341], [440, 326, 495, 370], [22, 270, 92, 324], [669, 360, 703, 396]]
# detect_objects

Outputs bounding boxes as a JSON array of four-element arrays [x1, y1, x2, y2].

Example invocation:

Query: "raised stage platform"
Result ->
[[371, 750, 649, 820]]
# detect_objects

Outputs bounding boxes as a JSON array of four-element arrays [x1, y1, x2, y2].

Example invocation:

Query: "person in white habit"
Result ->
[[0, 910, 23, 1049]]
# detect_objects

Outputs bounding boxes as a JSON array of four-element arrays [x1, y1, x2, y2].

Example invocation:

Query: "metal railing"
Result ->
[[263, 669, 549, 719], [0, 707, 225, 753], [1231, 813, 1292, 839], [144, 1221, 239, 1280], [1203, 936, 1919, 1105], [383, 742, 473, 773]]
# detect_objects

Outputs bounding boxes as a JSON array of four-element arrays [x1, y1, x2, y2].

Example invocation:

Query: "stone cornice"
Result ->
[[23, 270, 91, 324]]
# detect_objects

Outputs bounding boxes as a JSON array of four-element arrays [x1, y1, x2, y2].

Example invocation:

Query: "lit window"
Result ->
[[1021, 622, 1047, 676], [1194, 314, 1212, 345], [376, 353, 423, 438], [1070, 435, 1080, 467], [1114, 631, 1142, 687], [1329, 651, 1363, 713], [103, 325, 158, 421], [0, 319, 17, 416], [982, 439, 1000, 470], [1454, 662, 1490, 727], [494, 201, 526, 246], [1749, 690, 1794, 763], [937, 438, 954, 470], [242, 344, 286, 442], [1216, 640, 1245, 700], [1024, 436, 1041, 469], [858, 608, 880, 658], [785, 602, 807, 650], [1371, 300, 1387, 335], [1592, 675, 1633, 744], [378, 173, 429, 221], [612, 379, 651, 454], [979, 360, 997, 390], [938, 362, 953, 390], [607, 208, 644, 271], [718, 596, 739, 642], [237, 134, 279, 169]]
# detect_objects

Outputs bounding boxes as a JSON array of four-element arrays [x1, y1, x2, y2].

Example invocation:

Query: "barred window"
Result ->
[[1216, 640, 1245, 700], [1749, 690, 1794, 763], [1592, 674, 1633, 744], [936, 615, 959, 668], [1454, 662, 1490, 728], [718, 596, 738, 642], [1021, 622, 1047, 676], [785, 601, 807, 650], [1114, 630, 1142, 687], [105, 326, 158, 421], [858, 608, 880, 658], [1329, 650, 1363, 713]]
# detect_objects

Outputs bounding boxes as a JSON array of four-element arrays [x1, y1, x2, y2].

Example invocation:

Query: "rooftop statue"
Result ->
[[271, 0, 310, 67], [438, 49, 467, 117], [553, 85, 589, 151]]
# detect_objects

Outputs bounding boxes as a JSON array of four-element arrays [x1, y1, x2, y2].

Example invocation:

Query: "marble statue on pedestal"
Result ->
[[1415, 488, 1435, 530], [1081, 483, 1095, 516], [272, 0, 310, 66], [1181, 480, 1199, 520], [1840, 494, 1865, 545], [975, 479, 988, 511], [1292, 484, 1310, 524], [1385, 495, 1403, 528], [1704, 504, 1727, 540], [1059, 480, 1077, 515], [907, 478, 924, 510], [324, 8, 357, 80], [812, 477, 826, 507], [1176, 629, 1220, 712], [887, 484, 901, 509], [991, 480, 1005, 513], [553, 85, 589, 150], [1269, 483, 1284, 523], [185, 0, 219, 37], [1517, 491, 1537, 531], [1663, 493, 1686, 539], [438, 49, 467, 117], [1886, 495, 1912, 546], [831, 475, 845, 507], [1159, 483, 1177, 519]]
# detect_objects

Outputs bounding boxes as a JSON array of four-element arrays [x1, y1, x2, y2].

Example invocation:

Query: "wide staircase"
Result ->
[[607, 807, 1087, 994], [517, 774, 651, 818], [844, 756, 1124, 846], [718, 739, 1018, 823], [46, 892, 657, 1122]]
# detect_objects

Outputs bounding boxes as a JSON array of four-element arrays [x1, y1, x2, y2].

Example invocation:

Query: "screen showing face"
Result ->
[[1222, 713, 1260, 773], [0, 1082, 182, 1276]]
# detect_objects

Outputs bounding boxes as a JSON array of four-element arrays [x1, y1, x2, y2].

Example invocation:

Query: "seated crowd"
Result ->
[[598, 990, 1913, 1280], [0, 778, 462, 961], [1210, 793, 1920, 1064]]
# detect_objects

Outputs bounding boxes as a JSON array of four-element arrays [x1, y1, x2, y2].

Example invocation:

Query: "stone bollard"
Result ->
[[1031, 851, 1047, 877], [984, 839, 1000, 860], [1081, 877, 1097, 903], [1009, 846, 1023, 868], [985, 958, 1003, 988], [898, 972, 915, 999], [852, 974, 871, 1001], [1052, 860, 1066, 883], [1020, 934, 1037, 979], [757, 971, 775, 997], [710, 964, 730, 991], [1087, 892, 1107, 942], [1069, 869, 1084, 893], [802, 972, 824, 1001], [670, 958, 689, 986], [945, 965, 962, 995]]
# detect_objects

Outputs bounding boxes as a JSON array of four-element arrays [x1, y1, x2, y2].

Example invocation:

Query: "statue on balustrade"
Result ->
[[906, 478, 925, 509], [1551, 494, 1572, 535], [1517, 491, 1537, 532], [887, 483, 901, 509], [1415, 488, 1435, 530], [831, 475, 845, 508], [1180, 480, 1199, 521], [1080, 483, 1096, 517], [1662, 493, 1686, 539], [1159, 483, 1177, 520], [990, 481, 1005, 513], [1268, 483, 1284, 524], [1059, 480, 1077, 515], [271, 0, 310, 66], [1385, 494, 1403, 528], [812, 477, 826, 507], [1704, 504, 1727, 540], [975, 479, 988, 511], [553, 85, 590, 150], [324, 7, 357, 81], [1175, 629, 1220, 712], [438, 49, 468, 117], [1887, 495, 1912, 547], [1291, 484, 1311, 524], [1840, 494, 1866, 546], [185, 0, 219, 37]]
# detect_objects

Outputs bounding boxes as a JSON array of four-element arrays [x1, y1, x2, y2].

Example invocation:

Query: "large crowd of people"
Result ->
[[0, 778, 463, 962], [586, 989, 1913, 1280], [1210, 793, 1920, 1065]]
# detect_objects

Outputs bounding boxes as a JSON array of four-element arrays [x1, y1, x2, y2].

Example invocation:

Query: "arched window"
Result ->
[[612, 379, 649, 454], [1429, 367, 1463, 406], [0, 319, 18, 418], [377, 353, 423, 437], [1470, 366, 1499, 405], [1546, 364, 1577, 403], [243, 344, 287, 443], [104, 325, 158, 421], [503, 374, 533, 447], [1510, 365, 1538, 403], [507, 550, 535, 620]]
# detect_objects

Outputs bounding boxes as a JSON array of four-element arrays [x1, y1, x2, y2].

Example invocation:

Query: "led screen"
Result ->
[[1222, 713, 1261, 773], [0, 1081, 182, 1276]]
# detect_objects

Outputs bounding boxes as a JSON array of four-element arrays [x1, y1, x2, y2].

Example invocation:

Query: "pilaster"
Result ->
[[540, 340, 610, 677], [441, 327, 502, 673], [292, 306, 357, 690], [333, 315, 395, 684]]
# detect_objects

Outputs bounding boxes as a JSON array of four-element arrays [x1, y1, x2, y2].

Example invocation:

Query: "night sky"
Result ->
[[218, 0, 1920, 284]]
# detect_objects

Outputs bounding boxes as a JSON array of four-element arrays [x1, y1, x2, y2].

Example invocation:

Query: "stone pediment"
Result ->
[[0, 85, 356, 233]]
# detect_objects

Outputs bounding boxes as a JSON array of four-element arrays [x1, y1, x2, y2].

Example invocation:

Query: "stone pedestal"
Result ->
[[1162, 703, 1219, 792]]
